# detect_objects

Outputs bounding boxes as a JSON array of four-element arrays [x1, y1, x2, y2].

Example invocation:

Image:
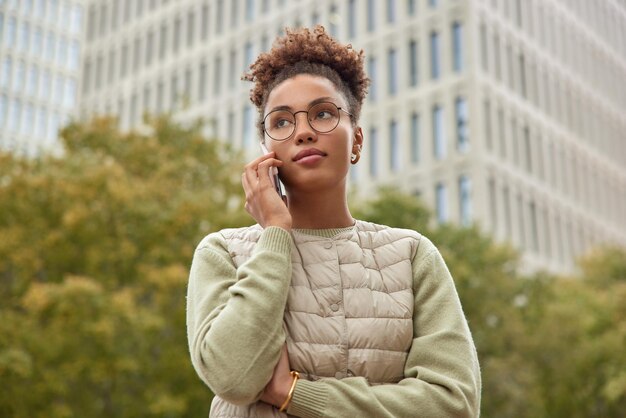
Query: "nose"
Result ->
[[292, 110, 317, 144]]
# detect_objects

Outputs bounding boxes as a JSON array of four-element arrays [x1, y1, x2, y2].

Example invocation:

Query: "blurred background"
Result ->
[[0, 0, 625, 417]]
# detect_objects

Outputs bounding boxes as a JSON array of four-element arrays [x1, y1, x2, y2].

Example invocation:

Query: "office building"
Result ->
[[0, 0, 84, 155], [78, 0, 626, 273]]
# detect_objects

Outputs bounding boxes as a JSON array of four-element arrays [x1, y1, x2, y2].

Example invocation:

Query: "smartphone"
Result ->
[[260, 143, 285, 198]]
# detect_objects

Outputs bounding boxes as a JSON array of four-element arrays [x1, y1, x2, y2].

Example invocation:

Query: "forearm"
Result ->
[[289, 373, 477, 418], [187, 226, 293, 404]]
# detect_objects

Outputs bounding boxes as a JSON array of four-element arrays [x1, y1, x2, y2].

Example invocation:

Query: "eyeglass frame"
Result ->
[[261, 101, 353, 142]]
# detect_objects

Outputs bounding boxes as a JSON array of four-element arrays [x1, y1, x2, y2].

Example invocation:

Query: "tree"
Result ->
[[0, 116, 248, 417]]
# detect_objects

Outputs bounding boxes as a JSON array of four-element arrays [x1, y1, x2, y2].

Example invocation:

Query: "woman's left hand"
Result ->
[[261, 344, 293, 408]]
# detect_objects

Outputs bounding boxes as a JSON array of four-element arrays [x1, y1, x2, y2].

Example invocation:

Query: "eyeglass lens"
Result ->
[[263, 102, 341, 141]]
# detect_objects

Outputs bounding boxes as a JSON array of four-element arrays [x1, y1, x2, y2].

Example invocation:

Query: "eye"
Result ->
[[314, 110, 334, 120], [275, 118, 292, 129]]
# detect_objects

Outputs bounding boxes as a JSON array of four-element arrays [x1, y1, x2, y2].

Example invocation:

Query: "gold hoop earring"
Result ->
[[351, 151, 361, 165]]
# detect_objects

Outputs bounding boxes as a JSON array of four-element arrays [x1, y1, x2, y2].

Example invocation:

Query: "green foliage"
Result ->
[[0, 116, 248, 417], [353, 188, 626, 418]]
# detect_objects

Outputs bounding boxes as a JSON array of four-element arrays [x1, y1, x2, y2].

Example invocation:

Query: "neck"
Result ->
[[286, 185, 354, 229]]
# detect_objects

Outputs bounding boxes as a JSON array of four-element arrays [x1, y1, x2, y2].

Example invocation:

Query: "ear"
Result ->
[[352, 127, 364, 150]]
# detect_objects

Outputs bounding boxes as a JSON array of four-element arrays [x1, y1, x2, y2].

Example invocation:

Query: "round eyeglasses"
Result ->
[[262, 102, 352, 141]]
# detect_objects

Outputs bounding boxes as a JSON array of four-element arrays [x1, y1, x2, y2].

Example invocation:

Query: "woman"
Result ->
[[187, 26, 481, 418]]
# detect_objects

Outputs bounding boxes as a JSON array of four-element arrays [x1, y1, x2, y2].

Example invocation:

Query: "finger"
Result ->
[[256, 158, 283, 186], [244, 151, 276, 171], [241, 172, 251, 196]]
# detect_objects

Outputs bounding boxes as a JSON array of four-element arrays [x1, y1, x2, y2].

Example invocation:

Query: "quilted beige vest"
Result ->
[[210, 220, 421, 417]]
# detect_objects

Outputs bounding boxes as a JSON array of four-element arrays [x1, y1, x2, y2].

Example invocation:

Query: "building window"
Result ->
[[213, 55, 222, 95], [519, 53, 527, 98], [529, 201, 538, 252], [184, 68, 192, 102], [170, 74, 178, 109], [146, 30, 154, 66], [484, 99, 492, 151], [95, 54, 103, 89], [156, 80, 164, 113], [430, 31, 440, 79], [329, 4, 338, 38], [488, 177, 497, 233], [387, 48, 397, 95], [8, 99, 21, 133], [68, 41, 80, 71], [523, 126, 532, 173], [45, 32, 56, 62], [452, 22, 463, 72], [369, 127, 378, 177], [348, 0, 357, 38], [387, 0, 396, 23], [133, 36, 141, 71], [230, 0, 239, 28], [187, 9, 196, 47], [216, 0, 224, 34], [517, 194, 526, 249], [120, 43, 129, 78], [455, 96, 469, 152], [228, 49, 237, 87], [27, 66, 38, 97], [243, 104, 253, 146], [1, 58, 11, 89], [130, 93, 138, 126], [173, 16, 181, 54], [0, 95, 6, 127], [459, 175, 472, 226], [436, 182, 448, 224], [159, 24, 168, 60], [244, 42, 254, 71], [389, 119, 400, 171], [245, 0, 254, 22], [64, 79, 76, 108], [409, 40, 418, 87], [433, 104, 445, 159], [201, 3, 210, 40], [70, 5, 83, 34], [143, 83, 152, 114], [367, 0, 376, 32], [503, 186, 512, 238], [480, 23, 488, 72], [407, 0, 416, 15], [368, 57, 377, 101], [107, 49, 116, 83], [198, 61, 207, 102], [410, 112, 420, 163], [13, 61, 25, 94]]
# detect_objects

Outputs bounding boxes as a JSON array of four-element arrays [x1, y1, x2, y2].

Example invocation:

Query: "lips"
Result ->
[[292, 148, 327, 162]]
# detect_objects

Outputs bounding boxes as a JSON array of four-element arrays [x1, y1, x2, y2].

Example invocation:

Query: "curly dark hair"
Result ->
[[242, 25, 370, 139]]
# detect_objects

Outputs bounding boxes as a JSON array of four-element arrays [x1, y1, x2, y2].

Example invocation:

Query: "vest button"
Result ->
[[330, 303, 339, 312], [324, 242, 333, 249]]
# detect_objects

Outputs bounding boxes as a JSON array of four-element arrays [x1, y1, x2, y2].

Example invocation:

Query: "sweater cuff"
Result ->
[[287, 379, 328, 418], [255, 226, 292, 256]]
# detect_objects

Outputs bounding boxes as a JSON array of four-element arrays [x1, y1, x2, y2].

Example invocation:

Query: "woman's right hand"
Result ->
[[242, 152, 292, 231]]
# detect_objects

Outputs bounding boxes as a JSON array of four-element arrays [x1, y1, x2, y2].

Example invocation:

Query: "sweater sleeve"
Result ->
[[186, 226, 293, 405], [287, 237, 481, 418]]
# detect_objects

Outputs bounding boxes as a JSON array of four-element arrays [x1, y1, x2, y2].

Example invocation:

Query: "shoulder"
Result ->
[[354, 219, 439, 260], [354, 219, 422, 245], [195, 224, 263, 253]]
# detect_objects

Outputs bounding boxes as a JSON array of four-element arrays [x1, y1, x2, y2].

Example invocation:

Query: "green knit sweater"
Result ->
[[187, 226, 481, 418]]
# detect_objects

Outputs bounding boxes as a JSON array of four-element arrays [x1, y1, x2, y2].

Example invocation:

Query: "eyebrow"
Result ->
[[268, 97, 338, 113]]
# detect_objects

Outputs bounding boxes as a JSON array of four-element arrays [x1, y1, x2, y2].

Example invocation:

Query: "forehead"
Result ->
[[265, 74, 347, 111]]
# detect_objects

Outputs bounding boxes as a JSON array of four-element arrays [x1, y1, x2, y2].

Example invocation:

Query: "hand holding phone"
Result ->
[[260, 143, 285, 199]]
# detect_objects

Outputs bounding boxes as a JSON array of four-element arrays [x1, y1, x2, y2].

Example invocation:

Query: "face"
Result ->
[[262, 74, 363, 193]]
